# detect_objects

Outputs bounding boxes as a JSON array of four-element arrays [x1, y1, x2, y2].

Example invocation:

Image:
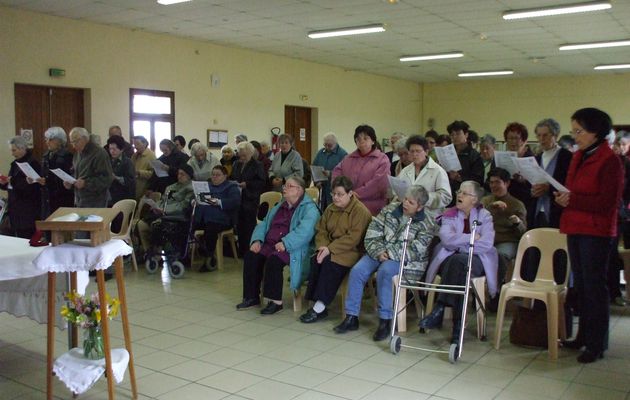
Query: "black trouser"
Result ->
[[567, 235, 612, 353], [242, 252, 286, 301], [237, 213, 257, 257], [437, 253, 484, 321], [305, 255, 349, 306], [606, 234, 622, 300], [204, 222, 232, 259]]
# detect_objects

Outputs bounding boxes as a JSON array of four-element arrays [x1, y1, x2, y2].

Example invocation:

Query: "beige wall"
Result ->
[[422, 74, 630, 138], [0, 6, 421, 163]]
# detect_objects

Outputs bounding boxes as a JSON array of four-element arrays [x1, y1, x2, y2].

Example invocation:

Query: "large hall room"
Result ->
[[1, 0, 630, 399]]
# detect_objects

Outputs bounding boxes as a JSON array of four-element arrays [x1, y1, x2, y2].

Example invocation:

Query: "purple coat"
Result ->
[[332, 149, 390, 215], [425, 206, 499, 296]]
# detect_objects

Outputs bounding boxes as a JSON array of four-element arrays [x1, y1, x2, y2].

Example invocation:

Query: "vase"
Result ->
[[83, 326, 105, 360]]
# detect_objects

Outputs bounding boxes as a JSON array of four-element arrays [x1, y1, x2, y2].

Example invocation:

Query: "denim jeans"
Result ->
[[344, 254, 400, 319]]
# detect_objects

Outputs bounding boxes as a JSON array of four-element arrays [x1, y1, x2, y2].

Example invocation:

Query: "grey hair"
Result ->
[[236, 141, 255, 156], [405, 185, 429, 206], [190, 142, 208, 156], [391, 132, 405, 141], [394, 136, 409, 152], [617, 130, 630, 141], [479, 134, 496, 146], [260, 140, 270, 147], [133, 136, 148, 146], [221, 144, 234, 153], [89, 134, 101, 146], [70, 127, 90, 140], [9, 135, 29, 150], [235, 134, 248, 142], [461, 180, 484, 200], [277, 133, 294, 145], [535, 118, 561, 137], [44, 127, 67, 146], [323, 132, 337, 143], [286, 175, 306, 191]]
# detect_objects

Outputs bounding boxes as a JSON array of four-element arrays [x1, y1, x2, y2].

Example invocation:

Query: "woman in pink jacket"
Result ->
[[332, 125, 390, 215]]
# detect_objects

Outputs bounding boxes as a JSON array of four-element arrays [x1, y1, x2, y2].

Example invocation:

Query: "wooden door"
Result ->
[[14, 84, 85, 160], [284, 105, 312, 163]]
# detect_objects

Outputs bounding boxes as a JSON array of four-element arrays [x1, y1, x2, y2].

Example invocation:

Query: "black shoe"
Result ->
[[372, 319, 391, 341], [199, 257, 217, 272], [577, 349, 604, 363], [450, 320, 462, 344], [260, 302, 283, 315], [333, 315, 359, 334], [561, 339, 584, 350], [419, 304, 445, 330], [236, 298, 260, 310], [300, 308, 328, 323]]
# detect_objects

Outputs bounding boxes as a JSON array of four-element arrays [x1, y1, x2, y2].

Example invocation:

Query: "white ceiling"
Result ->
[[3, 0, 630, 82]]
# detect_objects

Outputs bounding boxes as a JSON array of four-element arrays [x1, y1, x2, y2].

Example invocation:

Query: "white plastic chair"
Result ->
[[111, 199, 138, 271]]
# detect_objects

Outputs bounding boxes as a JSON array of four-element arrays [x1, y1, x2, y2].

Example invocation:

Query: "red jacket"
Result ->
[[560, 142, 623, 237]]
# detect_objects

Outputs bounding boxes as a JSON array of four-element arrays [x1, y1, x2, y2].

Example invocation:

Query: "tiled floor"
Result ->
[[2, 258, 630, 400]]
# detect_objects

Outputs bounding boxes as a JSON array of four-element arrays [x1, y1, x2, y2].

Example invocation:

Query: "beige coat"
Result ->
[[132, 148, 156, 199], [315, 195, 372, 267]]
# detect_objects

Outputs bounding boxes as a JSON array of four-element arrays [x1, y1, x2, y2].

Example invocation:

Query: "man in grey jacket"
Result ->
[[64, 127, 113, 207]]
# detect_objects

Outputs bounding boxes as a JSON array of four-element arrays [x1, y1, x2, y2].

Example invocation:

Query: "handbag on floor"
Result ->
[[509, 302, 548, 348]]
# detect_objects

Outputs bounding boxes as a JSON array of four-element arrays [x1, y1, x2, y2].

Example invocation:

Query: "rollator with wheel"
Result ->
[[144, 197, 198, 279], [389, 218, 487, 363]]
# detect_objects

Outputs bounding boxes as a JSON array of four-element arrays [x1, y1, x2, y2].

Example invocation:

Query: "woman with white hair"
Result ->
[[0, 136, 41, 238], [312, 132, 347, 209], [35, 127, 74, 217], [231, 141, 267, 256], [187, 142, 220, 181]]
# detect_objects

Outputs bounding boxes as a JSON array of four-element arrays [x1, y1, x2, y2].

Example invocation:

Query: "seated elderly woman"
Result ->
[[137, 164, 195, 257], [299, 176, 372, 323], [334, 186, 437, 341], [237, 176, 320, 315], [188, 142, 220, 181], [420, 180, 498, 343], [147, 139, 190, 194], [194, 165, 241, 272], [0, 136, 41, 238]]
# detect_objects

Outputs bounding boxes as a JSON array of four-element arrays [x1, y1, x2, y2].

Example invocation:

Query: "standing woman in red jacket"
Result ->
[[555, 108, 623, 363]]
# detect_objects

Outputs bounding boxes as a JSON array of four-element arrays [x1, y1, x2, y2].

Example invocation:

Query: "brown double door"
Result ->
[[14, 83, 85, 160], [284, 105, 312, 163]]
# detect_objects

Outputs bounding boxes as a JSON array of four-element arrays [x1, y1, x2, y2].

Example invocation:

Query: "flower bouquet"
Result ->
[[61, 291, 120, 359]]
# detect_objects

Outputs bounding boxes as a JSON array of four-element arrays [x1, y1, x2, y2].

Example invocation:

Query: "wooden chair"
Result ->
[[494, 228, 570, 360], [111, 199, 138, 271]]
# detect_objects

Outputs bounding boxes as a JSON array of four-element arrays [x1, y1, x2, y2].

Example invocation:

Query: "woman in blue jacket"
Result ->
[[194, 165, 241, 272], [237, 176, 320, 315]]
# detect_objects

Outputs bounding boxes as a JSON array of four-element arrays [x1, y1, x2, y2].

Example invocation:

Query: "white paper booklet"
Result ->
[[50, 168, 76, 184], [513, 157, 569, 191], [388, 176, 409, 200], [150, 160, 169, 177], [434, 144, 462, 172], [493, 151, 519, 176], [310, 165, 327, 183], [16, 162, 41, 181]]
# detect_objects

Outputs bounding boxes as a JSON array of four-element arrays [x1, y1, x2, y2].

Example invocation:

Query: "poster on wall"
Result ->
[[208, 129, 228, 148], [299, 128, 306, 141], [20, 128, 33, 148]]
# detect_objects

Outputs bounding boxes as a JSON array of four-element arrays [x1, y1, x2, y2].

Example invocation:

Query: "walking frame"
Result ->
[[389, 218, 487, 363]]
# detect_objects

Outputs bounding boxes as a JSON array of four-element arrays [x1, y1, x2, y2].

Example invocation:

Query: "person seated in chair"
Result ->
[[237, 176, 320, 315], [137, 164, 195, 256], [481, 167, 527, 284], [194, 165, 241, 272], [299, 176, 372, 323], [334, 186, 437, 341], [420, 180, 498, 343]]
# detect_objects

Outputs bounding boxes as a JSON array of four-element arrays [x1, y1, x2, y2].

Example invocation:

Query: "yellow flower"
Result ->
[[109, 298, 120, 318], [60, 305, 70, 318], [95, 309, 101, 323]]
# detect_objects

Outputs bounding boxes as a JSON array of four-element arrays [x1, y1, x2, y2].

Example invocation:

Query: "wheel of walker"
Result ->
[[169, 261, 185, 279], [390, 335, 402, 354], [145, 258, 159, 274], [448, 343, 459, 364]]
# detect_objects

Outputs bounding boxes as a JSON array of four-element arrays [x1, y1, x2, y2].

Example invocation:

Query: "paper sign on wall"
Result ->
[[299, 128, 306, 141]]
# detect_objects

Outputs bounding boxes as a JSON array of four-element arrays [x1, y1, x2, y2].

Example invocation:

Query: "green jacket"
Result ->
[[162, 180, 194, 216], [73, 141, 113, 207]]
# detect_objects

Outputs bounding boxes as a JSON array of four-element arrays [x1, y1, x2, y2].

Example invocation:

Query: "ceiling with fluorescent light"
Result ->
[[2, 0, 630, 82]]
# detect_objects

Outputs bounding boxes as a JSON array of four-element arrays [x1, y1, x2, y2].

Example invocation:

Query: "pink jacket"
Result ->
[[332, 149, 390, 215]]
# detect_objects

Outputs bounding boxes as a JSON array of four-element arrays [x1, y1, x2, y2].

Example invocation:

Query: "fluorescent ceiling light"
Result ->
[[157, 0, 192, 5], [503, 1, 611, 20], [594, 64, 630, 70], [400, 52, 463, 62], [559, 39, 630, 50], [458, 70, 514, 77], [308, 24, 385, 39]]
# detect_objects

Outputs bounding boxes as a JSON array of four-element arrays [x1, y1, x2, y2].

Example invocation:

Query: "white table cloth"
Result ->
[[33, 239, 132, 273], [0, 235, 88, 328], [53, 348, 129, 395]]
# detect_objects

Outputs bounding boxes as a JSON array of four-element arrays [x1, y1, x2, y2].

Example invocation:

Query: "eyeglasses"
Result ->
[[282, 184, 301, 190], [572, 128, 586, 135], [456, 189, 477, 197], [330, 191, 348, 198]]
